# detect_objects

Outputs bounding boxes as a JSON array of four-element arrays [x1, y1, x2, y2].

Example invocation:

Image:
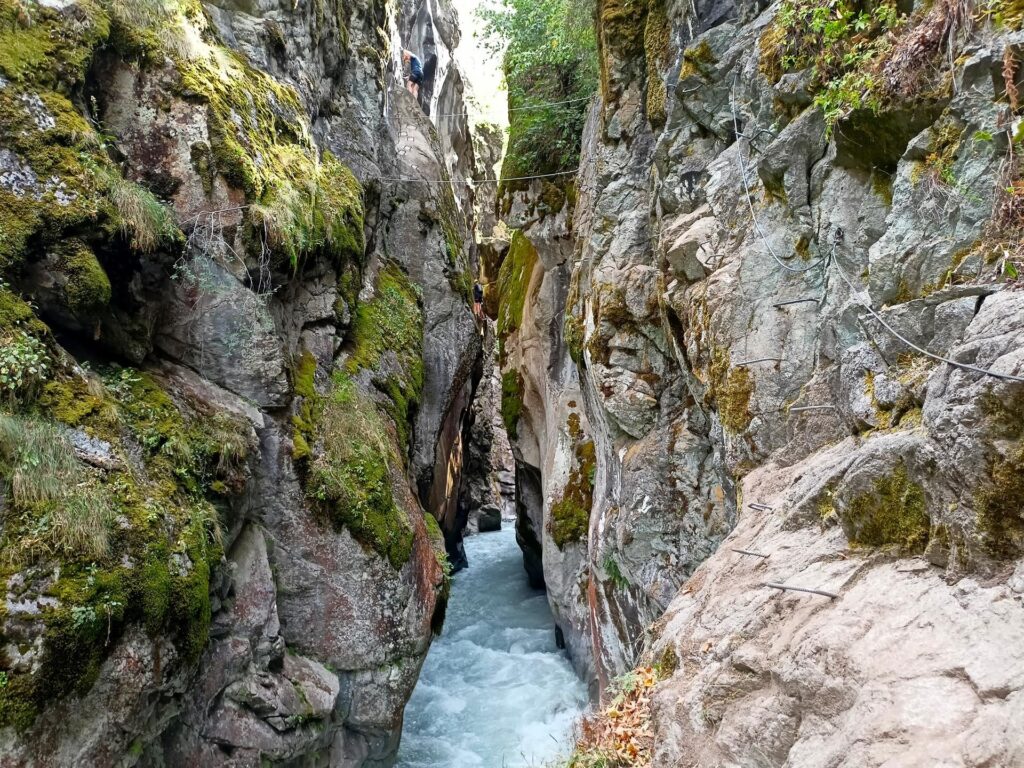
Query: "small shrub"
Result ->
[[760, 0, 906, 128], [604, 554, 629, 589], [0, 330, 50, 405], [911, 119, 963, 187]]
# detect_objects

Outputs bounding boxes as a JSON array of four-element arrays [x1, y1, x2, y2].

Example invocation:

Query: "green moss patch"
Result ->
[[841, 463, 930, 553], [346, 264, 423, 376], [173, 29, 364, 271], [680, 39, 716, 80], [345, 263, 424, 452], [644, 0, 670, 125], [497, 230, 538, 342], [706, 347, 754, 433], [0, 364, 252, 730], [304, 371, 414, 570], [57, 240, 111, 316], [976, 445, 1024, 559], [550, 436, 597, 548], [501, 370, 524, 439], [976, 389, 1024, 558], [112, 0, 367, 272], [564, 312, 585, 365], [0, 1, 116, 271], [599, 0, 647, 63], [292, 263, 423, 569]]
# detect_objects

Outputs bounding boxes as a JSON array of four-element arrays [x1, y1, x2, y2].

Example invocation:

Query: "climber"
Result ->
[[403, 49, 423, 99], [472, 281, 484, 321]]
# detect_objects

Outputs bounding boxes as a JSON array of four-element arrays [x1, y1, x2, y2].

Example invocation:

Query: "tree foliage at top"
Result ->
[[480, 0, 598, 182]]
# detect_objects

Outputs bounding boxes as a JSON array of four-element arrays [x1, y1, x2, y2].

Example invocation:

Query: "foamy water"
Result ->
[[396, 526, 587, 767]]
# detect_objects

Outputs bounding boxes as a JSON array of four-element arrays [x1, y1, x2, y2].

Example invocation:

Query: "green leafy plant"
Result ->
[[480, 0, 598, 183], [761, 0, 906, 128], [0, 330, 50, 405]]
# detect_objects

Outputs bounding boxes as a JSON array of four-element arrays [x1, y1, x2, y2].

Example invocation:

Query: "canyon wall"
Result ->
[[0, 0, 481, 765], [498, 0, 1024, 763]]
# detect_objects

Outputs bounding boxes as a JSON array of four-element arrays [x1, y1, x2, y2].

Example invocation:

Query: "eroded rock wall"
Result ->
[[498, 186, 598, 681], [0, 0, 481, 765], [500, 0, 1024, 761]]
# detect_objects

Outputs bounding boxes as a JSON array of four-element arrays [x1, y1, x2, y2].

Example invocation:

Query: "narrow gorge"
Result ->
[[1, 0, 1024, 766]]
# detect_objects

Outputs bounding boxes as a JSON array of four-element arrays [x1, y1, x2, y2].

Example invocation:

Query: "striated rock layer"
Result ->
[[498, 0, 1024, 762], [0, 0, 483, 765]]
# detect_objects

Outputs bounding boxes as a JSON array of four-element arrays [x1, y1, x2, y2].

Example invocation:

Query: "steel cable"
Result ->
[[831, 256, 1024, 382], [729, 80, 831, 274], [727, 78, 1023, 383]]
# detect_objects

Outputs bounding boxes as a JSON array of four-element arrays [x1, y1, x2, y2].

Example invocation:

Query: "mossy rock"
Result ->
[[304, 371, 414, 570], [550, 437, 596, 549], [680, 39, 717, 81], [976, 445, 1024, 559], [969, 388, 1024, 558], [0, 364, 249, 730], [841, 463, 930, 553], [565, 312, 585, 366], [292, 349, 318, 400], [56, 240, 111, 316], [835, 104, 947, 174], [501, 370, 524, 439], [707, 347, 754, 433], [600, 0, 648, 60], [345, 263, 425, 453], [497, 231, 539, 342], [0, 1, 117, 271], [0, 285, 47, 336], [644, 0, 671, 125], [166, 10, 364, 271], [296, 263, 424, 569]]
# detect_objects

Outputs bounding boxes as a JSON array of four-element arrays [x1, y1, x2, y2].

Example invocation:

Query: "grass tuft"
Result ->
[[0, 413, 113, 561], [101, 168, 181, 253]]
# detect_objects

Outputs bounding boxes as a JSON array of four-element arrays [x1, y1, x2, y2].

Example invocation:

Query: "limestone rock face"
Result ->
[[498, 190, 597, 680], [0, 0, 481, 765], [498, 0, 1024, 760], [459, 324, 515, 539]]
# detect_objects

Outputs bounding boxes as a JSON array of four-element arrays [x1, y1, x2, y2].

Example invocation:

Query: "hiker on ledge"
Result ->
[[473, 281, 484, 321], [403, 49, 423, 99]]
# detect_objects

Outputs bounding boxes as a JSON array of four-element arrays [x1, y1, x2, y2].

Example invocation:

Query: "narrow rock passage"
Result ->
[[397, 527, 587, 767]]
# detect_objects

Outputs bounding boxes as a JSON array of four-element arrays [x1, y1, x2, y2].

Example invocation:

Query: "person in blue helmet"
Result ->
[[403, 49, 423, 99]]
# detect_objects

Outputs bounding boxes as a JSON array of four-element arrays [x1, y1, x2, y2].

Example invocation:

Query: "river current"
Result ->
[[396, 525, 588, 767]]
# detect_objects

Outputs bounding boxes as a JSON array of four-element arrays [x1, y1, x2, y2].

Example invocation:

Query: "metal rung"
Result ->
[[748, 503, 773, 512], [763, 582, 839, 599], [732, 548, 769, 558], [734, 357, 783, 366], [774, 298, 819, 308]]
